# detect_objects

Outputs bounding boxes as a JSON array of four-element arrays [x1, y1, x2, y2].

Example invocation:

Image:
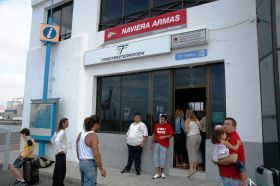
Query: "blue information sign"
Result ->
[[175, 49, 208, 60], [43, 27, 57, 39]]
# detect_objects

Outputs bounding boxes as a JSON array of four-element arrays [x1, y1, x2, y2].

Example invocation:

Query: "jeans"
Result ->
[[52, 153, 66, 186], [221, 176, 241, 186], [125, 144, 143, 172], [79, 160, 97, 186], [153, 143, 167, 168]]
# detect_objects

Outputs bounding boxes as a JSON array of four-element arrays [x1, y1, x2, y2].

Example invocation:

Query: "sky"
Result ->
[[0, 0, 32, 106]]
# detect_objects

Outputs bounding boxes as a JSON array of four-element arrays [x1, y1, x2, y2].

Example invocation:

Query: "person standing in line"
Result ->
[[121, 113, 148, 175], [76, 115, 106, 186], [51, 118, 69, 186], [9, 128, 35, 185], [199, 111, 207, 169], [216, 117, 247, 186], [150, 114, 173, 179], [184, 110, 202, 178], [174, 109, 187, 168]]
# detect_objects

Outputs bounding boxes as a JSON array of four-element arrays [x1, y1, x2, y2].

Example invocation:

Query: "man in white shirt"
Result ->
[[121, 113, 148, 175]]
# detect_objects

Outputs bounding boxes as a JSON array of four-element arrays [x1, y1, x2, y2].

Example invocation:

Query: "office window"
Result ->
[[99, 0, 216, 31], [120, 73, 149, 133], [48, 1, 73, 41], [210, 63, 226, 126]]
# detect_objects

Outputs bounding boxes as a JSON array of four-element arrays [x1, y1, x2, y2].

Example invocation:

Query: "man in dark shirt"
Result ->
[[217, 117, 246, 185]]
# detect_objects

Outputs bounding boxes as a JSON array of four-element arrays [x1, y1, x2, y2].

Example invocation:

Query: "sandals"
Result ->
[[187, 170, 195, 178]]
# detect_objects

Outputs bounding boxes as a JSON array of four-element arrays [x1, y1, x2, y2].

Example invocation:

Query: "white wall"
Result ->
[[24, 0, 262, 178], [84, 0, 262, 143]]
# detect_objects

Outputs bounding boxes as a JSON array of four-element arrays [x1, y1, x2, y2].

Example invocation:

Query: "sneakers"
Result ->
[[10, 180, 27, 186], [136, 171, 140, 176], [153, 173, 167, 179], [121, 168, 130, 173], [152, 173, 161, 179]]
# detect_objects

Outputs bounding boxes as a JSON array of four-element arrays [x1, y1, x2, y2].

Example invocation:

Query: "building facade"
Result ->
[[23, 0, 280, 181]]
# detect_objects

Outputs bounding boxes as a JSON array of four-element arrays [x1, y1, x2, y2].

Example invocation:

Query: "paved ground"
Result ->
[[0, 125, 220, 186], [1, 152, 219, 186], [0, 170, 76, 186]]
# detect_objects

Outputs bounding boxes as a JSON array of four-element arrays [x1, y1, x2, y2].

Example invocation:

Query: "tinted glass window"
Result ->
[[276, 0, 280, 47], [257, 0, 272, 59], [120, 73, 149, 133], [61, 4, 73, 40], [99, 76, 121, 133], [52, 10, 61, 26], [99, 0, 216, 31], [100, 0, 123, 22], [125, 0, 149, 16], [152, 71, 170, 132], [153, 0, 175, 7], [48, 1, 73, 41], [175, 66, 206, 87], [259, 56, 278, 167], [210, 63, 226, 127]]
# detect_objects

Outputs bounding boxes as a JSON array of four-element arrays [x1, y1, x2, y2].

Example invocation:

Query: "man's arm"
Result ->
[[140, 136, 147, 147], [158, 134, 173, 139], [159, 125, 173, 139], [140, 124, 148, 147], [76, 132, 81, 160], [150, 134, 154, 144], [150, 134, 155, 150], [91, 134, 106, 177]]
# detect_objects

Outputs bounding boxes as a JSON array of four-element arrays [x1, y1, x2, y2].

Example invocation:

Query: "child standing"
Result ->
[[212, 125, 247, 186]]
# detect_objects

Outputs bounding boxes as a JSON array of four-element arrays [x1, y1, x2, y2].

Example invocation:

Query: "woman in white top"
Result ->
[[184, 110, 202, 178], [51, 117, 69, 186]]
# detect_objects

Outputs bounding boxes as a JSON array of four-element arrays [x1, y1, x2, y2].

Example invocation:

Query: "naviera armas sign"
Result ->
[[104, 9, 187, 42]]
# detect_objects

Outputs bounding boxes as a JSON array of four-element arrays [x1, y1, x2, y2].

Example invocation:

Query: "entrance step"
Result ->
[[169, 168, 206, 180]]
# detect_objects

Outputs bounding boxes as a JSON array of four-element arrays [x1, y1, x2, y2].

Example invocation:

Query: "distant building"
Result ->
[[2, 98, 23, 120], [0, 105, 6, 113]]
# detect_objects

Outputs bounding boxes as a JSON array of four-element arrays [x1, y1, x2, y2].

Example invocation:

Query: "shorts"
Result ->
[[153, 143, 167, 168], [234, 160, 246, 173], [221, 176, 241, 186], [13, 157, 26, 168]]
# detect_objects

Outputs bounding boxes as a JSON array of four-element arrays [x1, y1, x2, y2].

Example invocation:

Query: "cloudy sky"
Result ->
[[0, 0, 32, 106]]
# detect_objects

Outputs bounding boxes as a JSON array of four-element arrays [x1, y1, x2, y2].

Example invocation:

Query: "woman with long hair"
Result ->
[[174, 109, 187, 168], [51, 117, 69, 186], [184, 110, 202, 177]]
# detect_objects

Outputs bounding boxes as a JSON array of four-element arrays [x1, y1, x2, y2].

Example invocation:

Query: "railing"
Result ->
[[0, 128, 11, 171]]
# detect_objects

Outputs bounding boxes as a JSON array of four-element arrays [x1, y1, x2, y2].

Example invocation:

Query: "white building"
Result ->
[[23, 0, 280, 181]]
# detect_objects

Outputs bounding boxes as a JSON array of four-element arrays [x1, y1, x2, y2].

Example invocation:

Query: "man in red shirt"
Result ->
[[150, 114, 173, 179], [217, 117, 246, 185]]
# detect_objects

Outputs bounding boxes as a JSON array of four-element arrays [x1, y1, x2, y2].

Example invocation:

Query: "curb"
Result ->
[[40, 169, 80, 185]]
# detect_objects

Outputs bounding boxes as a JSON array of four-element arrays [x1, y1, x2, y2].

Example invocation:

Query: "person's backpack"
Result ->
[[37, 156, 54, 168]]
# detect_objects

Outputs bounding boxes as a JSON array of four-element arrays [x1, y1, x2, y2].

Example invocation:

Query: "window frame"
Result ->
[[47, 1, 73, 41]]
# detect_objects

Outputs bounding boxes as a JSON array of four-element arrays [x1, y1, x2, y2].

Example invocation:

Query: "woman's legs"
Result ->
[[187, 134, 201, 177]]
